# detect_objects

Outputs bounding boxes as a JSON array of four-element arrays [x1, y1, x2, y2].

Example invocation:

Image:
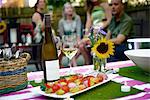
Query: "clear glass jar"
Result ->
[[93, 53, 107, 72]]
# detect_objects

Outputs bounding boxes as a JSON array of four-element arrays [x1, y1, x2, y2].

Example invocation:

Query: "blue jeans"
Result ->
[[107, 43, 129, 62]]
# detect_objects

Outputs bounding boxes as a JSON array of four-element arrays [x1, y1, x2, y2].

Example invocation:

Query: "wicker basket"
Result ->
[[0, 53, 31, 94]]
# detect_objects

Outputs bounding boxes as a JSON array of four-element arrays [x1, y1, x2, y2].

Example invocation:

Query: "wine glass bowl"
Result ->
[[62, 48, 78, 60]]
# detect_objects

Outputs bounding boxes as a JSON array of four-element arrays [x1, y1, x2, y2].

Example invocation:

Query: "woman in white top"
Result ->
[[58, 2, 82, 67]]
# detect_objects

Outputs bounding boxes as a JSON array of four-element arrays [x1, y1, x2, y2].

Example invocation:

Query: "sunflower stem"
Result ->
[[100, 58, 107, 73]]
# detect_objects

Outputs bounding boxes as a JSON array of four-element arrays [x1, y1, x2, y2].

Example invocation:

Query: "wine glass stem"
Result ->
[[69, 59, 74, 75]]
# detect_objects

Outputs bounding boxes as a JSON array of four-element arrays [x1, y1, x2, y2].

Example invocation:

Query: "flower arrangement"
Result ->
[[88, 27, 115, 72]]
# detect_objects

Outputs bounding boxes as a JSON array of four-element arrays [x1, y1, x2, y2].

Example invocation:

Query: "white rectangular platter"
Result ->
[[32, 74, 117, 99]]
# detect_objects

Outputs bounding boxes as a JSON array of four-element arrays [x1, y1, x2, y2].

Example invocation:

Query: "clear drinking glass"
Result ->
[[62, 34, 78, 75]]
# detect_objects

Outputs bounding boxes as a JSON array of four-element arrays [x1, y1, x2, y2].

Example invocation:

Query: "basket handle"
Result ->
[[20, 53, 31, 61]]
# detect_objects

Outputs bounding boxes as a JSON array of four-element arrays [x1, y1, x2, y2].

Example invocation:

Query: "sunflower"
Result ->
[[92, 38, 114, 59]]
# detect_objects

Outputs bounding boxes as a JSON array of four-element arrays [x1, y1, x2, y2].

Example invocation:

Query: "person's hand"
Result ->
[[77, 38, 91, 48], [84, 28, 90, 36]]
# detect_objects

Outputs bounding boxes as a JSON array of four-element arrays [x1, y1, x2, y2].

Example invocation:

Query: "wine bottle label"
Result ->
[[45, 60, 60, 81]]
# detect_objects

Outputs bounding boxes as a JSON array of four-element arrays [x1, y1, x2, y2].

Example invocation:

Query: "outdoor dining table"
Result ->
[[127, 38, 150, 49], [1, 60, 150, 100]]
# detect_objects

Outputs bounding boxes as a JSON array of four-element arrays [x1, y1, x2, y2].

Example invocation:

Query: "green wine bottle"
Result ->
[[42, 14, 60, 83]]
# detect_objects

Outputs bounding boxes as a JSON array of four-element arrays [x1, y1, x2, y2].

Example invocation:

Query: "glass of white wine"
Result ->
[[62, 34, 78, 75]]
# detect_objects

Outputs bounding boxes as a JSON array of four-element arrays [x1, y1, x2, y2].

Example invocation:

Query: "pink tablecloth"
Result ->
[[27, 60, 135, 81]]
